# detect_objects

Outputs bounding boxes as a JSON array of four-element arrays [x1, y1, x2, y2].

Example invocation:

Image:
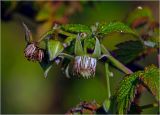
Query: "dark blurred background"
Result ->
[[1, 1, 159, 114]]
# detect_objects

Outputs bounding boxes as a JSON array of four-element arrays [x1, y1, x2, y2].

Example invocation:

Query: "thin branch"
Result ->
[[101, 44, 133, 74], [140, 103, 158, 110], [105, 63, 111, 99]]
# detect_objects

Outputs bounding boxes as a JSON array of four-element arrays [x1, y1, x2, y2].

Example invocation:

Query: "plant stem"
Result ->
[[59, 53, 74, 59], [38, 29, 55, 42], [140, 103, 158, 110], [105, 63, 111, 99], [157, 48, 160, 67], [101, 44, 133, 74], [58, 30, 77, 37], [38, 29, 77, 42], [107, 55, 133, 74]]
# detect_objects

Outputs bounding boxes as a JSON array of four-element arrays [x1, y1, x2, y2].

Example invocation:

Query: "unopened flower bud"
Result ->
[[73, 56, 97, 78], [24, 43, 44, 62]]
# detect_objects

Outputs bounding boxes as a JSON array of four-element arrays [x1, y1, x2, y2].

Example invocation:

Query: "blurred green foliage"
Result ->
[[1, 1, 159, 114]]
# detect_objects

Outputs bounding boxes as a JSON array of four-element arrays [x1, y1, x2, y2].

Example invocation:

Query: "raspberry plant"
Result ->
[[23, 7, 159, 114]]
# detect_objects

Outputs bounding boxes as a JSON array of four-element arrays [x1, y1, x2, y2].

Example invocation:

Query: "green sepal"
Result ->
[[47, 39, 64, 61], [74, 35, 84, 56], [92, 37, 101, 58], [22, 22, 33, 43]]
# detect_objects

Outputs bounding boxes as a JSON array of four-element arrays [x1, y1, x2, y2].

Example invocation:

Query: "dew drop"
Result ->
[[137, 6, 143, 10]]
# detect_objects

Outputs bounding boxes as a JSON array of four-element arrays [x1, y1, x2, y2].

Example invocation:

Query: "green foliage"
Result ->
[[47, 39, 64, 61], [115, 65, 159, 114], [116, 72, 141, 114], [61, 24, 91, 34], [139, 65, 160, 101], [98, 22, 138, 37], [23, 20, 159, 114], [114, 40, 144, 64]]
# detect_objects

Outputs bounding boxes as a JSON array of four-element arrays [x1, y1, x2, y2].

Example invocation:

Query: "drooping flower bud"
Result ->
[[24, 43, 44, 62], [73, 56, 97, 78]]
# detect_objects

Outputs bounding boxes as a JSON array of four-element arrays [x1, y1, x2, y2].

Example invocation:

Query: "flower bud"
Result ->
[[73, 56, 97, 78], [24, 43, 44, 62]]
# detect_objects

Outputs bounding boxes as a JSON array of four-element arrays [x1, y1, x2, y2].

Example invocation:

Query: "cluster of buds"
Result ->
[[24, 43, 44, 62], [73, 56, 97, 78]]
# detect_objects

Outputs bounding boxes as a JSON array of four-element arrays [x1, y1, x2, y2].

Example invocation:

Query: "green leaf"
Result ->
[[115, 65, 159, 114], [114, 40, 144, 64], [74, 35, 84, 55], [92, 37, 101, 58], [47, 39, 64, 61], [98, 22, 139, 37], [22, 23, 33, 43], [126, 7, 153, 26], [61, 24, 91, 34], [139, 65, 160, 101], [116, 71, 142, 114]]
